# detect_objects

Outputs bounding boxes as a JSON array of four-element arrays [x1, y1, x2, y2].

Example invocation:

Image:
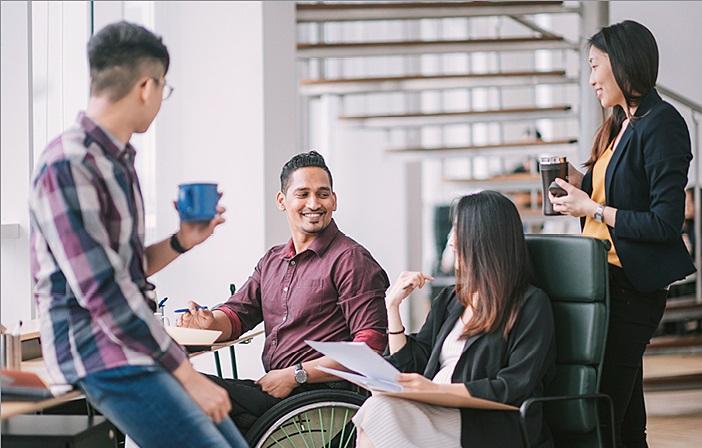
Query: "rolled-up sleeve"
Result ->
[[333, 247, 389, 351], [31, 160, 186, 372], [214, 258, 264, 339]]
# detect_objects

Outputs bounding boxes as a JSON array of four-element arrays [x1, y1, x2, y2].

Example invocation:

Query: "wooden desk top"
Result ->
[[1, 329, 264, 420], [1, 391, 83, 420]]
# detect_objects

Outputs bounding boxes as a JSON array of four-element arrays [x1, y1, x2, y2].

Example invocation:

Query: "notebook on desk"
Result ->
[[165, 326, 222, 353], [1, 369, 54, 401]]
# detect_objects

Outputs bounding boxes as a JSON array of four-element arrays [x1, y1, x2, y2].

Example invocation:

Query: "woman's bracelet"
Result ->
[[387, 326, 405, 335]]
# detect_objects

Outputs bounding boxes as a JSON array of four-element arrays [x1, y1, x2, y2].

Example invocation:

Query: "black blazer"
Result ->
[[387, 286, 556, 448], [582, 88, 695, 292]]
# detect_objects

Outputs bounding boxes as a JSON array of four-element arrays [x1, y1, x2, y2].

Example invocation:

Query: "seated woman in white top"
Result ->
[[353, 190, 556, 448]]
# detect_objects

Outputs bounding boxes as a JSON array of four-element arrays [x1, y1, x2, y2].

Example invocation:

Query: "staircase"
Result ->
[[297, 0, 583, 237]]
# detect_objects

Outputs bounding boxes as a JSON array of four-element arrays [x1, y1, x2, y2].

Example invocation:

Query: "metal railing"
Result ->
[[658, 84, 702, 303]]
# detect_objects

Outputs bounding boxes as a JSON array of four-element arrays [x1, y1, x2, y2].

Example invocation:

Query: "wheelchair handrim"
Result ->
[[253, 401, 361, 448]]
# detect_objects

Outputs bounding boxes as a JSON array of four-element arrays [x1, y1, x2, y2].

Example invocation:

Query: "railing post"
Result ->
[[693, 112, 701, 303]]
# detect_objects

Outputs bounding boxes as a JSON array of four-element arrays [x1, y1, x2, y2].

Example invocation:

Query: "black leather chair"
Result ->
[[520, 235, 615, 447]]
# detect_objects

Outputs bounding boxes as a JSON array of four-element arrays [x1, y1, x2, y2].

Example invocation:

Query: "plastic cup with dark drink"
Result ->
[[539, 156, 569, 216]]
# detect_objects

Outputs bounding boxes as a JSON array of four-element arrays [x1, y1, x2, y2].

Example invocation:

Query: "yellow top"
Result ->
[[582, 141, 621, 267]]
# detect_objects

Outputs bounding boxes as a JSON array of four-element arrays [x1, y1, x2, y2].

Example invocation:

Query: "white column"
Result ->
[[578, 1, 609, 163], [150, 1, 297, 378]]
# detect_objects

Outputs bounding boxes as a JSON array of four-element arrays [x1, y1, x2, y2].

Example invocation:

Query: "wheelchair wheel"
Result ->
[[246, 389, 367, 448]]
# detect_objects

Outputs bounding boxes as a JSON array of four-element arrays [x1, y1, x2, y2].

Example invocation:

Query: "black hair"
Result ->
[[88, 21, 170, 101], [280, 151, 333, 193], [451, 191, 533, 339], [586, 20, 659, 168]]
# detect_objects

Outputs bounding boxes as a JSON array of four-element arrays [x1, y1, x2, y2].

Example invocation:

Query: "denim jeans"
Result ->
[[78, 364, 248, 448]]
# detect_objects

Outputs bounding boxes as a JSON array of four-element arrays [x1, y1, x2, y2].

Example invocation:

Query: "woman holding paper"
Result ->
[[353, 191, 556, 448]]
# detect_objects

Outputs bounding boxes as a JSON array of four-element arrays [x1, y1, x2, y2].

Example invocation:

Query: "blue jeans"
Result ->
[[78, 365, 248, 448]]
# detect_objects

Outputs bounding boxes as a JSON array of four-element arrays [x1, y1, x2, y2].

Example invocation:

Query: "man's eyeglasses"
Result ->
[[162, 82, 174, 101], [153, 78, 175, 101]]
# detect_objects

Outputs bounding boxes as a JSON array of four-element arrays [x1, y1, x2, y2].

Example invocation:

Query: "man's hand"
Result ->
[[256, 367, 298, 399], [173, 360, 231, 423], [174, 202, 226, 251], [176, 300, 216, 329]]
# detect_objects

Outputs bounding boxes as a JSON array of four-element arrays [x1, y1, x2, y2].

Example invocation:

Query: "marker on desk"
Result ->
[[173, 306, 209, 314]]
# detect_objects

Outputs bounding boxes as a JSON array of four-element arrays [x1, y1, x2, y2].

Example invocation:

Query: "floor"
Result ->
[[643, 354, 702, 447]]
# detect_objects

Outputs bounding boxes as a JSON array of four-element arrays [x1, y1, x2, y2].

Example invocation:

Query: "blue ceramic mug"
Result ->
[[177, 183, 219, 222]]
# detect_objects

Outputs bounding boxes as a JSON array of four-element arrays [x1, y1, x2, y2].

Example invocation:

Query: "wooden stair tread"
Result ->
[[390, 138, 577, 153], [648, 334, 702, 350], [296, 1, 574, 22], [298, 35, 564, 51], [301, 70, 567, 85], [341, 105, 571, 120], [297, 1, 564, 13]]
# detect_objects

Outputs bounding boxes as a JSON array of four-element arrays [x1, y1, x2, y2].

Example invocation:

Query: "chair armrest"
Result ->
[[518, 393, 615, 448]]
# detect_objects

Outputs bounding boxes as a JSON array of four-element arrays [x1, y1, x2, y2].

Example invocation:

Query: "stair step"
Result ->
[[445, 173, 542, 191], [300, 70, 575, 95], [661, 296, 702, 324], [297, 1, 577, 23], [642, 354, 702, 391], [298, 36, 577, 58], [387, 137, 577, 159], [340, 105, 576, 128]]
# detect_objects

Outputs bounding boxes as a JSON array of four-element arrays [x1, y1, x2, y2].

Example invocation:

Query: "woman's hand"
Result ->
[[385, 271, 433, 310], [396, 373, 440, 392], [549, 178, 598, 218]]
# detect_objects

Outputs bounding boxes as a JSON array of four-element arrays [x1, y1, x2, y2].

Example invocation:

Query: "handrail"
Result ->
[[657, 84, 702, 113]]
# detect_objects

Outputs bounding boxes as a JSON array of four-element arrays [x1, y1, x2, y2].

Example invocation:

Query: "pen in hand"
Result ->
[[173, 306, 209, 314]]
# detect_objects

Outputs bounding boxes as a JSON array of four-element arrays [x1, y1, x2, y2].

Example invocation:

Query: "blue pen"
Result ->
[[173, 306, 209, 313]]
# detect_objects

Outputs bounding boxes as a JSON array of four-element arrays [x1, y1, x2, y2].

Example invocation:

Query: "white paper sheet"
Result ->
[[317, 366, 401, 392], [306, 340, 400, 386]]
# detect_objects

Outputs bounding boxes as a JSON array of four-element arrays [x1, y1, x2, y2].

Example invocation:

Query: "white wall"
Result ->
[[149, 1, 297, 378], [610, 1, 702, 105], [1, 1, 33, 326]]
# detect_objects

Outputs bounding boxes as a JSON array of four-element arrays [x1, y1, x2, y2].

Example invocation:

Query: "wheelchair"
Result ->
[[245, 388, 367, 448], [221, 284, 368, 448]]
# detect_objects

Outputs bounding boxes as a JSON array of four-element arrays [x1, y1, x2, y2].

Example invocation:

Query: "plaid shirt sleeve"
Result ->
[[31, 159, 187, 372]]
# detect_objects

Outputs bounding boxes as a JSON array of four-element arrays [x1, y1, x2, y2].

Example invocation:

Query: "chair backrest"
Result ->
[[525, 235, 609, 442]]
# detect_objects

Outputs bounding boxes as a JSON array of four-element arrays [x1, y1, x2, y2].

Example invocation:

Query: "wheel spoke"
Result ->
[[327, 406, 335, 448], [340, 424, 357, 448], [318, 408, 326, 447], [291, 416, 312, 448]]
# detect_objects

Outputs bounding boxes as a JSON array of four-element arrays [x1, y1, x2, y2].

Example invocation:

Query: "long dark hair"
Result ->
[[585, 20, 659, 168], [452, 191, 533, 338]]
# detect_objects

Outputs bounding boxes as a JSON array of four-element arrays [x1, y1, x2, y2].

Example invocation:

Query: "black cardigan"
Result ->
[[581, 88, 695, 292], [387, 285, 556, 448]]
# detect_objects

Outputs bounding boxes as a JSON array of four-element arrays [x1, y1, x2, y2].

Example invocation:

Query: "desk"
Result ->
[[1, 329, 264, 420], [1, 391, 83, 420]]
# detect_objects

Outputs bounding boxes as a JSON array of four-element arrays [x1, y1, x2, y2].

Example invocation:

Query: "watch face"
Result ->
[[295, 367, 308, 384]]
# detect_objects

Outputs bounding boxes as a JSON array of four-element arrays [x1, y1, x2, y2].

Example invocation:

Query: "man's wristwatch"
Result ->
[[294, 362, 308, 384], [594, 203, 605, 223]]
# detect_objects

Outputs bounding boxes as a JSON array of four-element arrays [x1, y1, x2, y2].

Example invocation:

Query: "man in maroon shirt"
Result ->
[[177, 151, 389, 432]]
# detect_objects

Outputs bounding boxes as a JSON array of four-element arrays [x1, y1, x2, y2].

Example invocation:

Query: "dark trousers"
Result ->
[[206, 374, 357, 436], [600, 266, 667, 448]]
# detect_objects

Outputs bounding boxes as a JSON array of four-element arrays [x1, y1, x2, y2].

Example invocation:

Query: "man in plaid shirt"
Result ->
[[29, 21, 246, 447]]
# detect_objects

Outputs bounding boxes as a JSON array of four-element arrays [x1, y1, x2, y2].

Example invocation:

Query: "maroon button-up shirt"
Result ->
[[216, 220, 389, 371]]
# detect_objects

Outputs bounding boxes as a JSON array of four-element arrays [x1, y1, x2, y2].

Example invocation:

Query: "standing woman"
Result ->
[[550, 20, 694, 447]]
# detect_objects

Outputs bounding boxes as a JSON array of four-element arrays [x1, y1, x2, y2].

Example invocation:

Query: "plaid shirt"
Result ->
[[29, 112, 187, 385]]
